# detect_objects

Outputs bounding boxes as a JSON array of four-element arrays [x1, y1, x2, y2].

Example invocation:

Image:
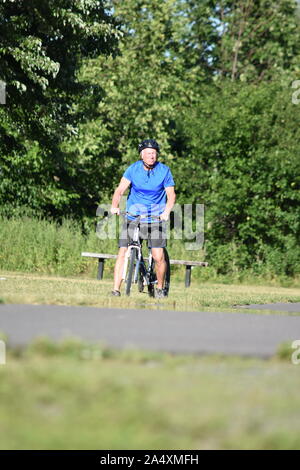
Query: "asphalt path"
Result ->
[[1, 303, 300, 358]]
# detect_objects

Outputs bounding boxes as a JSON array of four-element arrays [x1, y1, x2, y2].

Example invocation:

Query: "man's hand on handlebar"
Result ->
[[110, 207, 120, 215], [159, 211, 169, 221]]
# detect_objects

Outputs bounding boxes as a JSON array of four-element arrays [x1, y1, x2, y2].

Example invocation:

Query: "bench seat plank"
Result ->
[[82, 252, 207, 266], [169, 259, 208, 266], [81, 252, 117, 259]]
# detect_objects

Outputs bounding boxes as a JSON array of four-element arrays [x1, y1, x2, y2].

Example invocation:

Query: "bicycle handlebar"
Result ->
[[118, 211, 161, 221]]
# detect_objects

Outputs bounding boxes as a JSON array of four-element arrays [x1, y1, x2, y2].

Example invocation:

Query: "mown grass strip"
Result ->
[[0, 336, 299, 450]]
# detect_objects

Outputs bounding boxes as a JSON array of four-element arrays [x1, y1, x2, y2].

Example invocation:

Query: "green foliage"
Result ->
[[0, 0, 119, 216], [177, 78, 300, 276], [1, 0, 300, 276], [0, 0, 118, 146], [68, 0, 215, 182], [211, 0, 300, 81]]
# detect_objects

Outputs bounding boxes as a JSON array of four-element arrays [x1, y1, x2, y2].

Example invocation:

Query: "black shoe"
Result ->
[[154, 288, 166, 299], [111, 290, 121, 297]]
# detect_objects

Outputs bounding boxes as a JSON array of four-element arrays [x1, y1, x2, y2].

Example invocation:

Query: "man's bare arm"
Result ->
[[160, 186, 176, 221], [110, 177, 131, 214]]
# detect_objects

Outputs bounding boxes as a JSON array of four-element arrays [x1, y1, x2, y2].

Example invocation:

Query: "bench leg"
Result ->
[[97, 258, 105, 280], [185, 265, 192, 287]]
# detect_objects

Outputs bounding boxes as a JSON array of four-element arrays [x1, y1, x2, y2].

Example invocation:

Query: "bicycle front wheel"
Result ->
[[125, 249, 137, 296]]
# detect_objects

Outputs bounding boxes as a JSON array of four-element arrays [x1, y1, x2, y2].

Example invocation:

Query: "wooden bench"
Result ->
[[169, 259, 208, 287], [81, 252, 208, 287]]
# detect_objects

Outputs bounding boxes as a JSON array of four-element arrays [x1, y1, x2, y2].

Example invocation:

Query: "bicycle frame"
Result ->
[[121, 213, 158, 293]]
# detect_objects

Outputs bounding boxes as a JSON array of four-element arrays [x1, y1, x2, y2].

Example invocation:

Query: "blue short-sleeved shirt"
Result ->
[[123, 160, 175, 222]]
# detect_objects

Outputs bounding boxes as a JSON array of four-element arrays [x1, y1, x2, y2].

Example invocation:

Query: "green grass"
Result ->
[[1, 271, 300, 314], [0, 337, 299, 450], [1, 268, 300, 450], [1, 272, 300, 450]]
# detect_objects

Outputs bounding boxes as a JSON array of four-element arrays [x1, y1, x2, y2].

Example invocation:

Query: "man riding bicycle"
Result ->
[[110, 139, 176, 298]]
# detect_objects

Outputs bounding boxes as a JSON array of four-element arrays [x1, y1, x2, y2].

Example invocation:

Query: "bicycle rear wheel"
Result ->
[[146, 250, 156, 297], [138, 263, 145, 292], [125, 249, 137, 296], [147, 263, 157, 297]]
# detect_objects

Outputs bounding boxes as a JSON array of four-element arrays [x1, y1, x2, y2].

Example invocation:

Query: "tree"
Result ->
[[177, 79, 300, 276], [61, 0, 219, 220], [212, 0, 300, 82], [0, 0, 119, 216]]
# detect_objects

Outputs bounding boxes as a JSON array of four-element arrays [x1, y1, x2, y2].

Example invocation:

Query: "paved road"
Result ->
[[1, 303, 300, 358]]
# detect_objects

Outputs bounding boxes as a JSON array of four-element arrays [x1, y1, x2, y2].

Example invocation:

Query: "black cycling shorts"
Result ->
[[118, 220, 167, 248]]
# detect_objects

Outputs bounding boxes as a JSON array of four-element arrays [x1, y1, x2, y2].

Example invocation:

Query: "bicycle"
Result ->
[[119, 211, 171, 297]]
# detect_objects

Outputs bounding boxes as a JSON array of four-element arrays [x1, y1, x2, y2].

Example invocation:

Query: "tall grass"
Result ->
[[0, 216, 88, 276], [0, 216, 299, 286], [0, 216, 206, 279]]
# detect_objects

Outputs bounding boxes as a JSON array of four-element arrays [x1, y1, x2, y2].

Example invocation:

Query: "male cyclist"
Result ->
[[110, 139, 176, 298]]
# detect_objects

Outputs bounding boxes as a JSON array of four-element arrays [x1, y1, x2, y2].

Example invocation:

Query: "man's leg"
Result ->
[[151, 247, 166, 290], [112, 219, 129, 294], [113, 246, 128, 292]]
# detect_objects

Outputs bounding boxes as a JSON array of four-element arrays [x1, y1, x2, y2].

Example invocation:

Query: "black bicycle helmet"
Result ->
[[138, 139, 160, 154]]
